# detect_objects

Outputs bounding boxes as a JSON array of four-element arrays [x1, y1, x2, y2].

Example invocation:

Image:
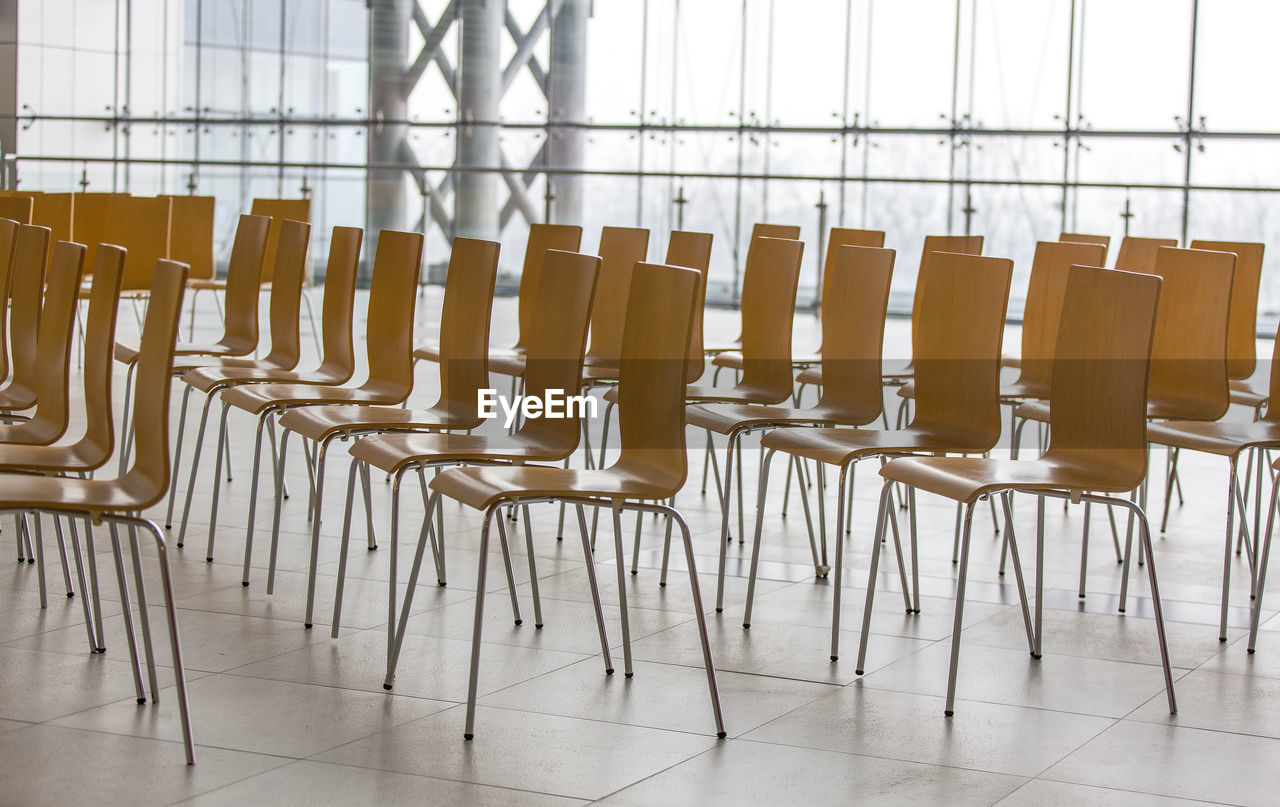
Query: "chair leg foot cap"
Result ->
[[242, 581, 249, 587], [514, 620, 522, 626], [944, 710, 954, 717], [94, 648, 106, 654], [535, 624, 543, 629], [164, 524, 171, 530], [854, 669, 864, 676], [1248, 648, 1256, 655], [1031, 653, 1042, 660], [369, 545, 377, 551], [26, 558, 33, 564], [630, 570, 637, 576], [66, 592, 74, 598], [382, 683, 393, 691], [437, 581, 446, 587], [659, 582, 666, 588], [304, 623, 312, 629], [625, 672, 634, 679], [716, 732, 727, 739], [463, 733, 474, 741], [715, 608, 722, 614], [176, 543, 183, 548], [137, 698, 147, 704], [605, 668, 614, 675], [742, 623, 750, 629], [205, 557, 213, 563], [1220, 637, 1228, 643]]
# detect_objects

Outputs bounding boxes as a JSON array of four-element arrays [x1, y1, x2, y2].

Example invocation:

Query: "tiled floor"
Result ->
[[3, 295, 1279, 805]]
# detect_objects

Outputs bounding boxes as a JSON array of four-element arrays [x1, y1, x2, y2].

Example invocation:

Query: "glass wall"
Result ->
[[11, 0, 1280, 317]]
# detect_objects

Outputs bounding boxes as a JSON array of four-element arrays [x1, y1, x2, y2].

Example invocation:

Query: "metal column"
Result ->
[[367, 0, 413, 262], [547, 0, 588, 225], [0, 0, 18, 187], [456, 0, 503, 240]]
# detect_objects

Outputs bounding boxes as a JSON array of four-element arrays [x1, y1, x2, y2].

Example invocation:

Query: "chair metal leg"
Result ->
[[1079, 501, 1092, 598], [792, 456, 823, 574], [303, 437, 332, 629], [64, 517, 97, 653], [177, 393, 217, 548], [943, 502, 978, 716], [463, 507, 498, 739], [384, 491, 443, 688], [1161, 447, 1179, 533], [744, 449, 778, 627], [999, 492, 1036, 653], [165, 385, 195, 529], [31, 514, 47, 608], [713, 431, 739, 613], [1248, 468, 1279, 653], [1033, 496, 1045, 659], [493, 512, 524, 626], [521, 504, 543, 628], [51, 516, 74, 598], [360, 459, 377, 550], [118, 362, 137, 474], [80, 517, 106, 652], [855, 481, 897, 672], [575, 504, 614, 674], [266, 424, 292, 594], [663, 504, 726, 738], [106, 522, 145, 703], [1220, 458, 1241, 642], [611, 506, 634, 678], [239, 414, 272, 584], [126, 525, 160, 702], [300, 287, 322, 355], [204, 402, 235, 562], [331, 457, 363, 638]]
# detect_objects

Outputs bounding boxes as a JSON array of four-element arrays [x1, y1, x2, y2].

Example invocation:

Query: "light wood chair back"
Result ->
[[820, 228, 885, 314], [1114, 235, 1178, 274], [818, 245, 895, 417], [0, 195, 33, 224], [125, 260, 190, 503], [664, 230, 714, 383], [737, 236, 806, 403], [163, 195, 216, 281], [437, 237, 500, 421], [363, 230, 425, 398], [515, 249, 601, 450], [613, 263, 701, 494], [75, 245, 127, 461], [14, 240, 87, 442], [0, 219, 19, 380], [7, 225, 51, 402], [1147, 246, 1234, 422], [259, 219, 311, 369], [1046, 266, 1162, 489], [1190, 240, 1264, 382], [752, 223, 801, 241], [250, 198, 311, 284], [910, 234, 984, 325], [1016, 240, 1108, 391], [910, 252, 1013, 446], [71, 192, 123, 275], [512, 223, 584, 352], [110, 196, 172, 291], [315, 226, 363, 380], [1059, 232, 1110, 263], [213, 213, 270, 351], [585, 226, 650, 366], [30, 193, 73, 261]]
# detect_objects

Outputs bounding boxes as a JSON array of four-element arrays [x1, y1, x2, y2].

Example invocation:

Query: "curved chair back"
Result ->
[[1114, 235, 1177, 274], [8, 225, 51, 401], [217, 213, 271, 350], [737, 236, 805, 403], [752, 223, 801, 241], [77, 245, 127, 462], [911, 252, 1012, 449], [910, 234, 984, 325], [22, 241, 87, 441], [1147, 246, 1234, 422], [512, 223, 584, 352], [820, 228, 885, 313], [585, 226, 650, 366], [111, 196, 171, 291], [1190, 240, 1264, 382], [0, 196, 33, 224], [818, 245, 895, 417], [260, 219, 311, 369], [72, 192, 123, 274], [0, 218, 20, 380], [437, 237, 501, 421], [614, 263, 701, 494], [1059, 232, 1110, 263], [516, 249, 601, 450], [665, 230, 714, 383], [163, 195, 216, 281], [250, 198, 312, 284], [315, 226, 363, 379], [363, 229, 424, 398], [124, 260, 189, 506], [30, 194, 73, 271], [1017, 240, 1108, 391], [1047, 266, 1162, 490]]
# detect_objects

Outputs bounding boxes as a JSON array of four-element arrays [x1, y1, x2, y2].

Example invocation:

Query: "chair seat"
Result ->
[[1146, 419, 1280, 457], [686, 400, 881, 435], [115, 337, 257, 366], [898, 377, 1051, 402], [761, 424, 994, 467], [683, 382, 792, 405], [710, 350, 821, 372], [703, 341, 741, 355], [879, 455, 1137, 505], [581, 362, 621, 383], [278, 403, 482, 443], [350, 431, 572, 475], [1017, 398, 1226, 426], [796, 365, 822, 386], [187, 278, 227, 291], [429, 463, 679, 512], [488, 349, 526, 378], [0, 381, 37, 412], [220, 381, 406, 416], [0, 416, 63, 446], [0, 471, 159, 516], [412, 342, 440, 363], [0, 439, 109, 474], [1230, 378, 1268, 409], [183, 363, 349, 393], [171, 353, 294, 375]]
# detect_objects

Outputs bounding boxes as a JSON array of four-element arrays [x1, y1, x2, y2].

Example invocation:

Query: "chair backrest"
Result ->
[[513, 223, 584, 351], [27, 241, 87, 439], [752, 222, 801, 241], [1046, 266, 1162, 490], [910, 234, 984, 325], [0, 196, 33, 224], [1114, 235, 1177, 274], [516, 249, 601, 450], [737, 236, 806, 403], [77, 245, 127, 463], [437, 237, 500, 421], [0, 218, 20, 380], [72, 192, 122, 273], [110, 196, 172, 291], [1147, 246, 1234, 422], [613, 263, 701, 495], [219, 213, 271, 348], [163, 195, 216, 281], [1190, 240, 1264, 381], [664, 230, 714, 383], [820, 228, 886, 315], [1016, 240, 1108, 390], [123, 260, 189, 506], [30, 193, 73, 265], [315, 226, 363, 379], [261, 219, 311, 368], [1059, 232, 1110, 263], [585, 226, 650, 365], [9, 225, 51, 398], [817, 245, 895, 420], [911, 251, 1012, 450], [250, 198, 312, 284], [363, 229, 424, 397]]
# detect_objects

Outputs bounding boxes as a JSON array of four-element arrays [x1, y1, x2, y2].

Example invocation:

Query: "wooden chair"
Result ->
[[582, 227, 651, 371], [711, 227, 885, 375], [0, 225, 51, 415], [0, 260, 197, 763], [70, 192, 124, 275], [1059, 232, 1110, 262], [0, 219, 20, 384], [161, 195, 217, 337], [163, 219, 312, 529], [1184, 242, 1269, 413], [269, 238, 503, 623], [204, 231, 422, 578], [1113, 235, 1178, 273], [865, 265, 1175, 717], [405, 262, 724, 741], [745, 252, 1013, 641], [688, 244, 894, 601], [0, 195, 33, 224], [705, 222, 801, 357]]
